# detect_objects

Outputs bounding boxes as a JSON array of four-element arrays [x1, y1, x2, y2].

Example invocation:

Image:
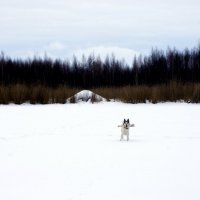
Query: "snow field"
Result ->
[[0, 103, 200, 200]]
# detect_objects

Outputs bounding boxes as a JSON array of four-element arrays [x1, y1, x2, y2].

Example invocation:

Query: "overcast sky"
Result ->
[[0, 0, 200, 64]]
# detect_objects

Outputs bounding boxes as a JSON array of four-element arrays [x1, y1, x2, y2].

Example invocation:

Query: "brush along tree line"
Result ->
[[0, 45, 200, 104]]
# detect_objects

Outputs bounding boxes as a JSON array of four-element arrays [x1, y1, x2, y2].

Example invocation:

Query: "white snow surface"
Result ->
[[0, 102, 200, 200], [67, 90, 106, 103]]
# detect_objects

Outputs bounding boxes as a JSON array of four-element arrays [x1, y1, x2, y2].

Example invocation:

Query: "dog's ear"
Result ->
[[127, 119, 129, 123], [124, 119, 126, 123]]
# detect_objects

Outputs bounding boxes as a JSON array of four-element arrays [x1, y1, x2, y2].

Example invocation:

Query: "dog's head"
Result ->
[[122, 119, 130, 129]]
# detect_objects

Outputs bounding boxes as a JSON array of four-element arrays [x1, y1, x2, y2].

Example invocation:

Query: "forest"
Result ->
[[0, 45, 200, 104]]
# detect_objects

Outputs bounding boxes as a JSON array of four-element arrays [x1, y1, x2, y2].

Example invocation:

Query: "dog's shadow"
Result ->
[[114, 135, 150, 143]]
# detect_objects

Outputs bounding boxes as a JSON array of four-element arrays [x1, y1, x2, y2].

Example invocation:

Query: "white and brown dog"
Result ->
[[118, 119, 134, 141]]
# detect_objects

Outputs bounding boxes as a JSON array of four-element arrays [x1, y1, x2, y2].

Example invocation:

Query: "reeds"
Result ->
[[0, 84, 79, 104], [0, 82, 199, 104], [94, 82, 200, 103]]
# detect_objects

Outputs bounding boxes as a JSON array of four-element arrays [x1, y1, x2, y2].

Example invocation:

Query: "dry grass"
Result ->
[[0, 83, 199, 104], [0, 84, 79, 104], [94, 82, 200, 103]]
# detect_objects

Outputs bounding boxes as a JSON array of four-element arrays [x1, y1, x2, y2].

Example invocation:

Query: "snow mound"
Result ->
[[67, 90, 106, 103]]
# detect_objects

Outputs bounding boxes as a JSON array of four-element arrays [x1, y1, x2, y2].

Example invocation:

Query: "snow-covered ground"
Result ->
[[67, 90, 106, 103], [0, 102, 200, 200]]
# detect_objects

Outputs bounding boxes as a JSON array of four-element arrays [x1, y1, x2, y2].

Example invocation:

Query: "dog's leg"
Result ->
[[127, 134, 129, 141], [120, 134, 123, 141]]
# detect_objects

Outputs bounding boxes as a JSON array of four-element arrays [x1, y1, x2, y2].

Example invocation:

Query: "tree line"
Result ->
[[0, 45, 200, 88]]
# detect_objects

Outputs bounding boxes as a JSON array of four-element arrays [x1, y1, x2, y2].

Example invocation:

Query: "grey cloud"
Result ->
[[0, 0, 199, 60]]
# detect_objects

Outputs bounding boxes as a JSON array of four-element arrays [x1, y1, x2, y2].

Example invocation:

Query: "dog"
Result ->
[[118, 119, 134, 141]]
